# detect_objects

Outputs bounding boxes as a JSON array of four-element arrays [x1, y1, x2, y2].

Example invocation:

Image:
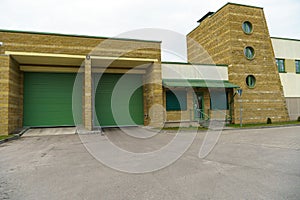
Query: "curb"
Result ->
[[0, 127, 29, 145], [0, 134, 20, 145], [223, 123, 300, 131], [162, 124, 300, 133]]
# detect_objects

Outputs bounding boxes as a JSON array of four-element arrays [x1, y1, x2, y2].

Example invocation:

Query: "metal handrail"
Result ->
[[209, 109, 232, 123], [196, 109, 210, 121]]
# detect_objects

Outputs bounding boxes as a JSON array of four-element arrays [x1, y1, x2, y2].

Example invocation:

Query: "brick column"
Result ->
[[84, 56, 92, 130], [0, 55, 9, 135], [144, 62, 164, 127]]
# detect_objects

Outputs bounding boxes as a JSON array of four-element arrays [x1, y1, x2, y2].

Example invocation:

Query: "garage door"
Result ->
[[94, 73, 144, 127], [23, 72, 78, 127]]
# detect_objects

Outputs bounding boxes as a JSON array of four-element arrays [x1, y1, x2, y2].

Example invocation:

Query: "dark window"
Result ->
[[276, 59, 285, 73], [296, 60, 300, 73], [210, 90, 228, 110], [246, 75, 256, 88], [226, 92, 230, 110], [242, 21, 253, 34], [244, 47, 255, 59], [166, 90, 187, 111]]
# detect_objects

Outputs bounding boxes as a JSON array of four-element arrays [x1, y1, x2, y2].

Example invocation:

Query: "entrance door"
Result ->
[[194, 92, 204, 120]]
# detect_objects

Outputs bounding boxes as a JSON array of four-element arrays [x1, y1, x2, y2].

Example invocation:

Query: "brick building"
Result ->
[[0, 31, 163, 135], [187, 3, 290, 124], [0, 3, 298, 135]]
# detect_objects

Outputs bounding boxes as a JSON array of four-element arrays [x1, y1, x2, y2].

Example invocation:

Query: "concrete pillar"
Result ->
[[84, 56, 92, 130]]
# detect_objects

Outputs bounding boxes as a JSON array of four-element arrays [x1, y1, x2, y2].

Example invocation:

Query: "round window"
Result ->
[[244, 46, 255, 59], [246, 75, 256, 88], [242, 21, 253, 34]]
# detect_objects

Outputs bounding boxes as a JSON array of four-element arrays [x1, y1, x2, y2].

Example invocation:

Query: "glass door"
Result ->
[[194, 92, 204, 120]]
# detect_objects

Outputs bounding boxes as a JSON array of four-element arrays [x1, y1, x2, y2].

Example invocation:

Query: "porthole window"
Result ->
[[242, 21, 253, 34], [244, 46, 255, 59], [246, 75, 256, 88]]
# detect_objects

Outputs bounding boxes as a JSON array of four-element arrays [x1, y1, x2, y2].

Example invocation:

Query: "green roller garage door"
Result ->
[[94, 73, 144, 127], [23, 72, 78, 127]]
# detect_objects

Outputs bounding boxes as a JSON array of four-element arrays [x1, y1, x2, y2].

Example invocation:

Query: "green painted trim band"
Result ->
[[163, 79, 239, 88], [162, 61, 228, 67]]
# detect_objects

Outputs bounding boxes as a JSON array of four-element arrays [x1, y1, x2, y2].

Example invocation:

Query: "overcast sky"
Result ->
[[1, 0, 299, 61]]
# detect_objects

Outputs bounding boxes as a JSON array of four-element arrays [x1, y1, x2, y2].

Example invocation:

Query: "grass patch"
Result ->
[[161, 126, 207, 131], [0, 135, 15, 140], [227, 121, 300, 128]]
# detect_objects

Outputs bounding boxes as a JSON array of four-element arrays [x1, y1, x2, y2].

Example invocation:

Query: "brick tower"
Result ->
[[187, 3, 289, 124]]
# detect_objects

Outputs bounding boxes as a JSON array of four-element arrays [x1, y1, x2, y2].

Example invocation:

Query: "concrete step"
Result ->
[[199, 120, 227, 129]]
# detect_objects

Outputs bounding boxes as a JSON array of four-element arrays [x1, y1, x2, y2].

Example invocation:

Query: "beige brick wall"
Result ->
[[143, 62, 164, 127], [84, 58, 92, 130], [187, 5, 231, 65], [0, 55, 9, 135], [0, 55, 22, 135], [8, 58, 22, 133], [0, 31, 161, 59], [187, 3, 289, 124]]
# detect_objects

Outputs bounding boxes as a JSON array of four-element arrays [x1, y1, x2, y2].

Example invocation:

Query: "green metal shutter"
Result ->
[[94, 73, 144, 127], [23, 72, 77, 127]]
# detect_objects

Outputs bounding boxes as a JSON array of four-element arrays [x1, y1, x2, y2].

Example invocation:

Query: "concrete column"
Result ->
[[84, 56, 92, 130]]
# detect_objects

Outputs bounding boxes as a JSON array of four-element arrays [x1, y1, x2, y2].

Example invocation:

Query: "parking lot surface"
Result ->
[[1, 126, 300, 200]]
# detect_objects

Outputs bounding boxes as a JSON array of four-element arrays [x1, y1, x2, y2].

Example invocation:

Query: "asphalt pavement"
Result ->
[[0, 126, 300, 200]]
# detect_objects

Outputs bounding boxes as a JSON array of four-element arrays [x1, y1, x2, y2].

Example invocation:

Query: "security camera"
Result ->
[[0, 42, 3, 47]]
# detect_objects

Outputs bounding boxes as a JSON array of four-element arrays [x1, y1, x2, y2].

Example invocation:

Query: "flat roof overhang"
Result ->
[[163, 79, 239, 88], [91, 55, 156, 73], [6, 51, 157, 74]]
